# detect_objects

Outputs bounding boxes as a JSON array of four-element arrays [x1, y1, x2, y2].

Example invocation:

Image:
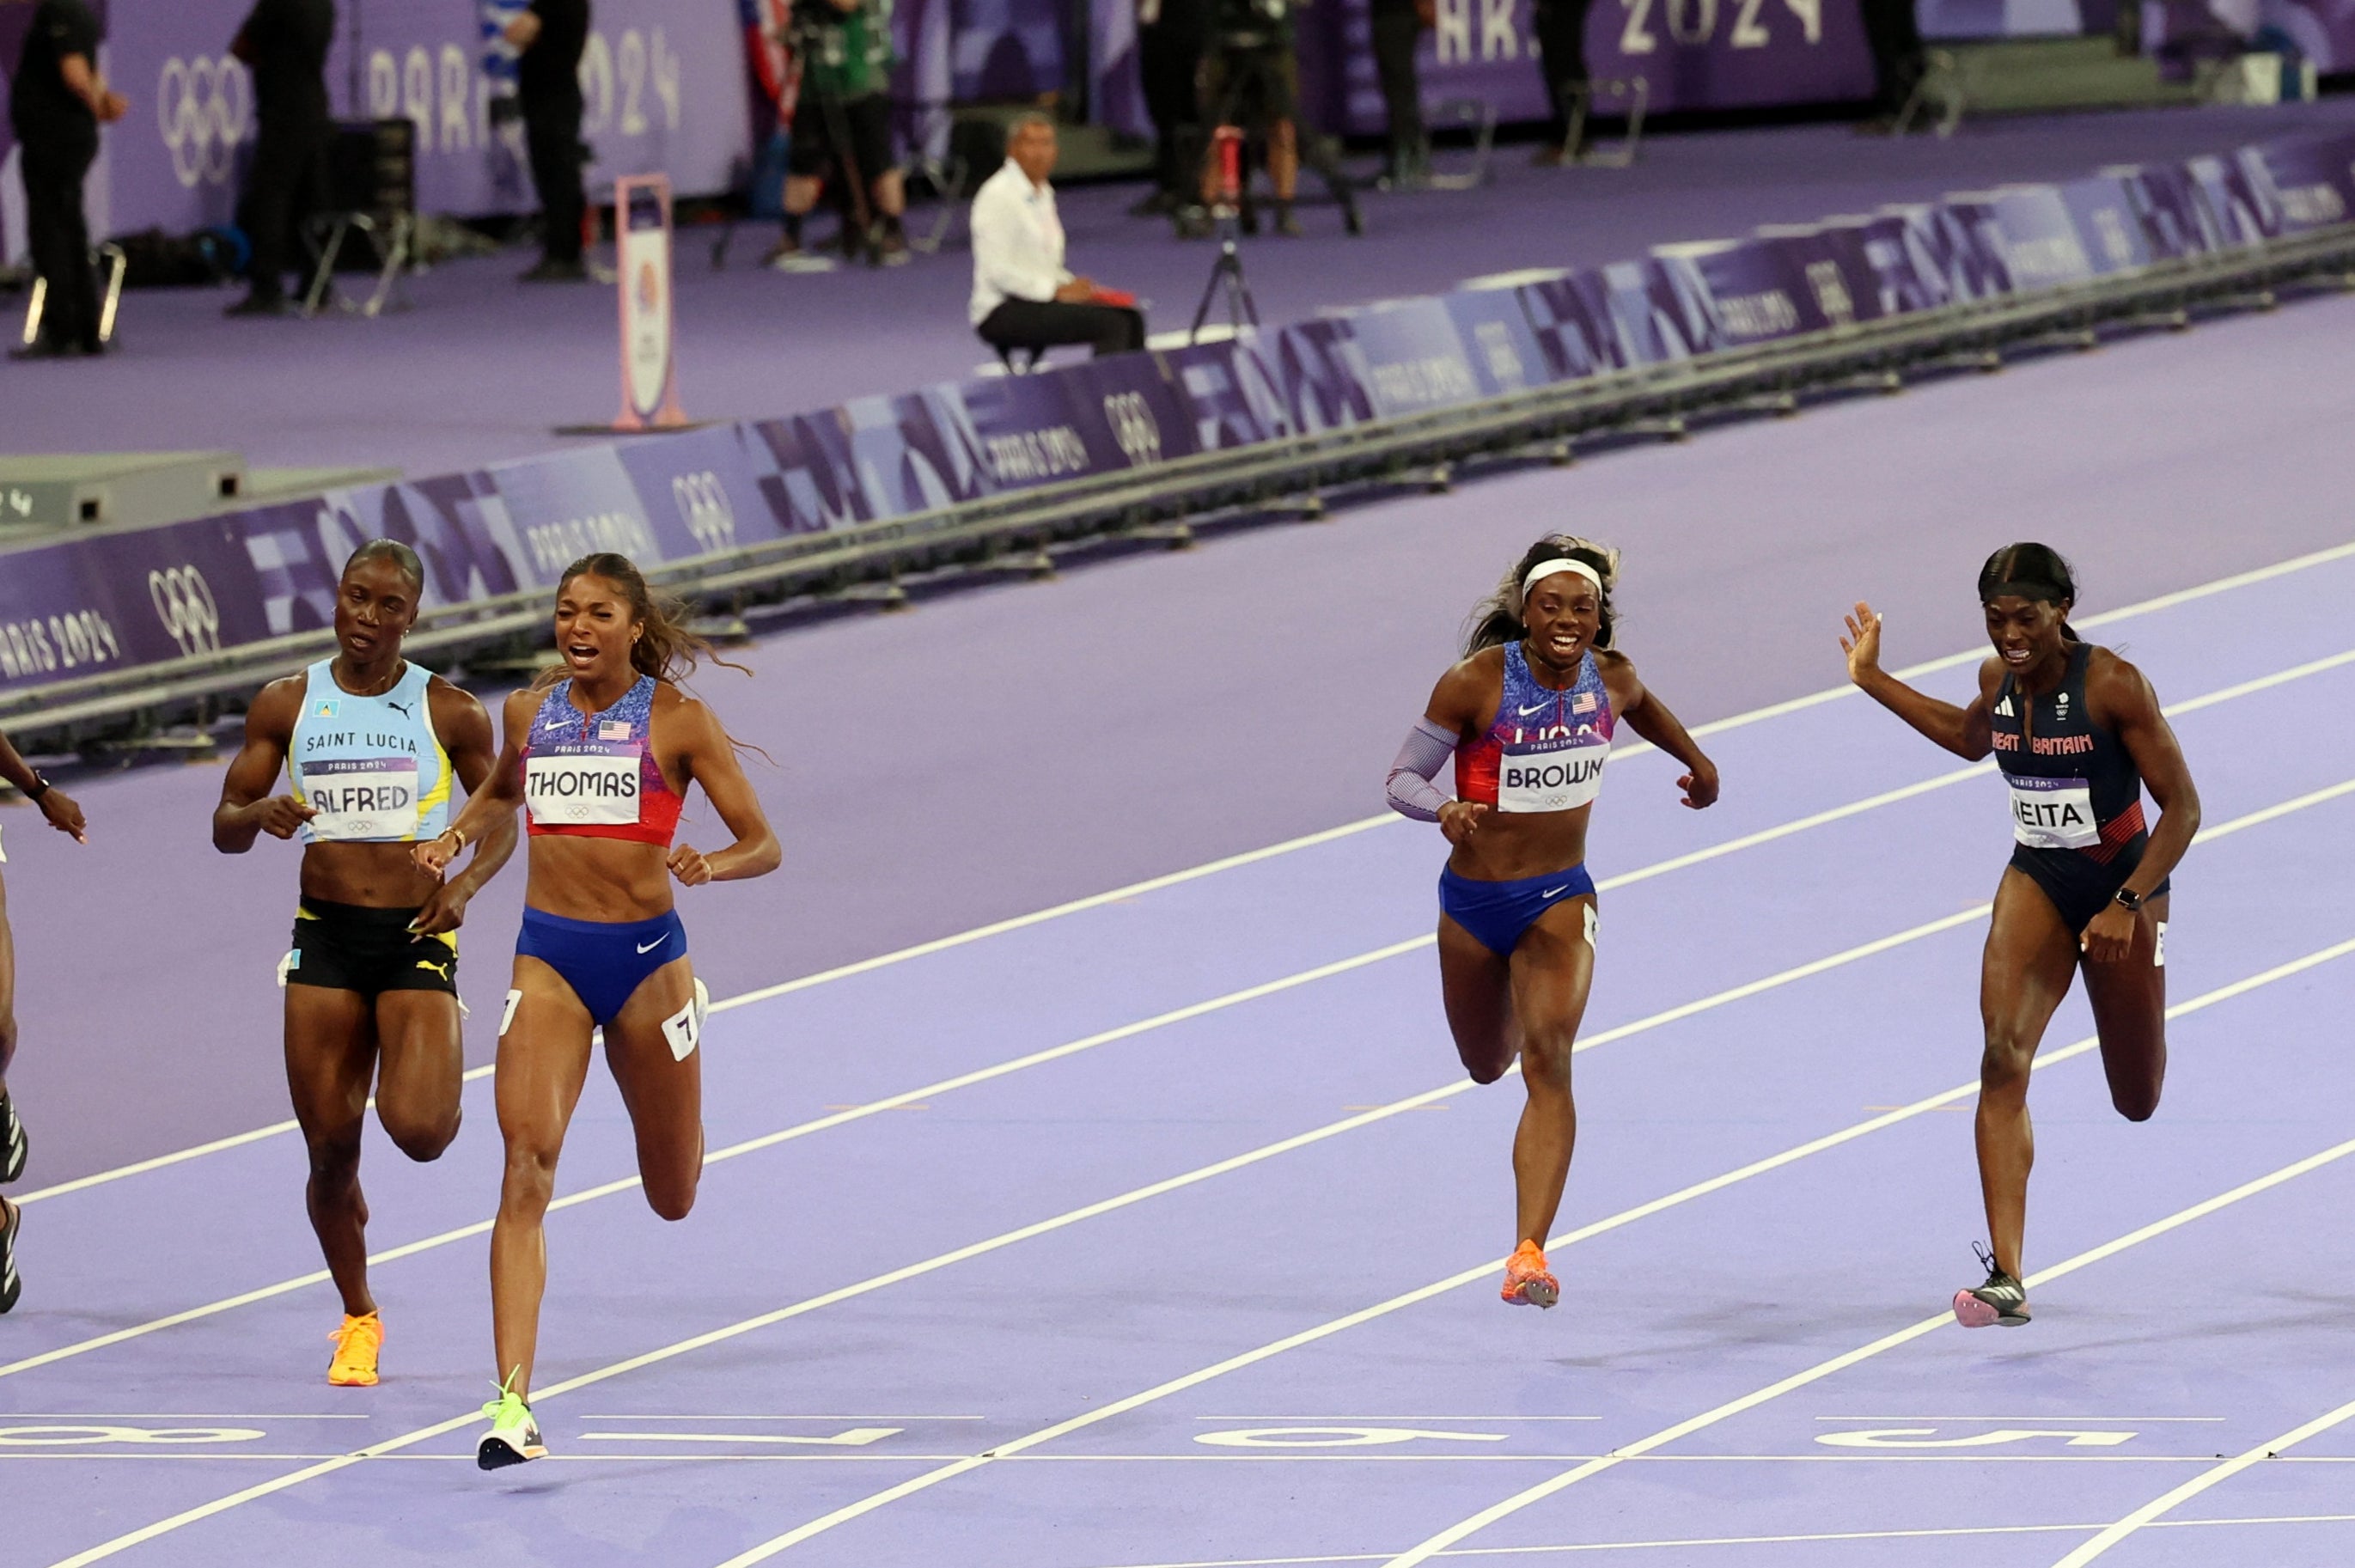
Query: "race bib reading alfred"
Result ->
[[2007, 772, 2099, 850], [526, 749, 641, 826], [1498, 735, 1608, 814], [302, 757, 421, 841]]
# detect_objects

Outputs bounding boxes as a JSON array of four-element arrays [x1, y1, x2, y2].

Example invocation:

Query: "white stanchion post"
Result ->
[[612, 173, 687, 431]]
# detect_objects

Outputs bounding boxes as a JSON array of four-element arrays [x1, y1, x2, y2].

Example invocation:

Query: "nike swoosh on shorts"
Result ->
[[638, 935, 670, 954]]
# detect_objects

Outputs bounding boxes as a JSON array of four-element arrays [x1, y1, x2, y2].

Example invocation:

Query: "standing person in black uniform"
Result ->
[[506, 0, 592, 282], [1133, 0, 1209, 216], [1857, 0, 1926, 131], [1531, 0, 1592, 163], [8, 0, 125, 359], [226, 0, 335, 317], [1367, 0, 1428, 186]]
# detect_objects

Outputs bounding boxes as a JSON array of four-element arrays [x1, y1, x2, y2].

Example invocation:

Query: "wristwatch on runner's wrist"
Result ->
[[2112, 887, 2145, 913], [22, 773, 50, 802]]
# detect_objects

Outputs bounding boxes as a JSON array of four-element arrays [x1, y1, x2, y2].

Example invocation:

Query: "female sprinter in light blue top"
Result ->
[[214, 540, 514, 1386], [418, 551, 778, 1470]]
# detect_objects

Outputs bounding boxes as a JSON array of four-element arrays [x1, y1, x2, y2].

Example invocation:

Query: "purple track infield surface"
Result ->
[[3, 106, 2355, 1568]]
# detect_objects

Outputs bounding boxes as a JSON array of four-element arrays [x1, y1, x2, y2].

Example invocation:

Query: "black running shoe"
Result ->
[[1, 1198, 21, 1314], [1953, 1242, 2029, 1327], [0, 1090, 24, 1184]]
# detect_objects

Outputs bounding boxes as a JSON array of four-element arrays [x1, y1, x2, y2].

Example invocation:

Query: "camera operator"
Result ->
[[1181, 0, 1360, 238], [771, 0, 906, 270], [9, 0, 125, 358]]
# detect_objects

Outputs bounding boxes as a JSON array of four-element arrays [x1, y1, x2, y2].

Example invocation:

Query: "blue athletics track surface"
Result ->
[[6, 309, 2355, 1568]]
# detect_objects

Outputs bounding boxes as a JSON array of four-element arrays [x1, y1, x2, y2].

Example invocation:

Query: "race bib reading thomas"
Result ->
[[1498, 735, 1608, 814], [526, 749, 641, 826], [302, 757, 422, 841], [2006, 772, 2099, 850]]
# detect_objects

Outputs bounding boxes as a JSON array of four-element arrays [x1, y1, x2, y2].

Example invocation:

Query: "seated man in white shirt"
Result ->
[[970, 114, 1147, 362]]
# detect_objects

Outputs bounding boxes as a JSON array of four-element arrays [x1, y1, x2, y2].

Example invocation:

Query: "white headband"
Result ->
[[1522, 558, 1604, 600]]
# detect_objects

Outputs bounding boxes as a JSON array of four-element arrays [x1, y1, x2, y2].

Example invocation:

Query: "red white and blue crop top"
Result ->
[[1454, 644, 1617, 813], [521, 674, 684, 846]]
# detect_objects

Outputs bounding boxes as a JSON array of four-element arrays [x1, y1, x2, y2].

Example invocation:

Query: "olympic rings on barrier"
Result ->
[[148, 565, 223, 657], [0, 1425, 265, 1446], [157, 56, 252, 190], [670, 471, 737, 554], [1103, 392, 1164, 467]]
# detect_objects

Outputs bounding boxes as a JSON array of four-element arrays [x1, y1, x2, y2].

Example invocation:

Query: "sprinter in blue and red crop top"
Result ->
[[1385, 534, 1719, 1313], [1843, 542, 2199, 1333], [418, 552, 778, 1471]]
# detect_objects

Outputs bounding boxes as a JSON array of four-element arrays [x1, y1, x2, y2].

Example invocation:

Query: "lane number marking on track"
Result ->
[[1817, 1427, 2139, 1449], [1195, 1426, 1510, 1449], [0, 1425, 265, 1447]]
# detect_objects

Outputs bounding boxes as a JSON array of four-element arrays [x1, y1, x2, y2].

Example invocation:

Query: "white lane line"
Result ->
[[2048, 1395, 2355, 1566], [1192, 1417, 1603, 1423], [40, 930, 2355, 1568], [43, 736, 2339, 1377], [1382, 1142, 2355, 1568], [30, 887, 2154, 1567], [1060, 1510, 2355, 1568], [700, 926, 2355, 1568], [21, 541, 2355, 1210], [32, 784, 2355, 1562], [578, 1414, 986, 1421], [1815, 1415, 2223, 1423], [0, 1413, 368, 1421]]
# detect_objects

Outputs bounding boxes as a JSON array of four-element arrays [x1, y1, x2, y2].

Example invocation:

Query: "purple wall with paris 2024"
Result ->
[[0, 0, 750, 247], [6, 121, 2353, 705]]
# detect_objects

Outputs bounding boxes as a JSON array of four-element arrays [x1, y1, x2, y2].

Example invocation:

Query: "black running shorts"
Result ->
[[285, 897, 459, 998]]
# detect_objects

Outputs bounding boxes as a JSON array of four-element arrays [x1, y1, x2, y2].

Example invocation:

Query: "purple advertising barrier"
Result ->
[[2246, 131, 2355, 231], [2187, 150, 2282, 245], [747, 410, 873, 536], [96, 0, 750, 236], [1160, 336, 1295, 450], [844, 387, 994, 517], [2106, 162, 2228, 259], [2050, 174, 2156, 272], [1266, 318, 1382, 432], [0, 515, 273, 692], [950, 354, 1202, 491], [480, 447, 664, 585], [1881, 201, 2013, 305], [1502, 269, 1626, 380], [1440, 289, 1550, 394], [1318, 0, 1877, 134], [1648, 237, 1825, 346], [613, 422, 796, 560], [1753, 215, 1932, 325], [1336, 297, 1489, 417], [313, 473, 529, 615], [1980, 185, 2099, 290], [1595, 256, 1718, 362]]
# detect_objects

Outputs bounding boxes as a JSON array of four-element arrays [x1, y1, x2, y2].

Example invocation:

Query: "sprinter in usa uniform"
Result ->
[[1385, 534, 1718, 1310], [214, 540, 513, 1385], [1842, 542, 2199, 1329], [418, 552, 778, 1470]]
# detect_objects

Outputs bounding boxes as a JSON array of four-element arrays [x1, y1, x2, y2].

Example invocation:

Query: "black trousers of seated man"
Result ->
[[978, 298, 1147, 360], [523, 82, 587, 264], [21, 126, 101, 351]]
